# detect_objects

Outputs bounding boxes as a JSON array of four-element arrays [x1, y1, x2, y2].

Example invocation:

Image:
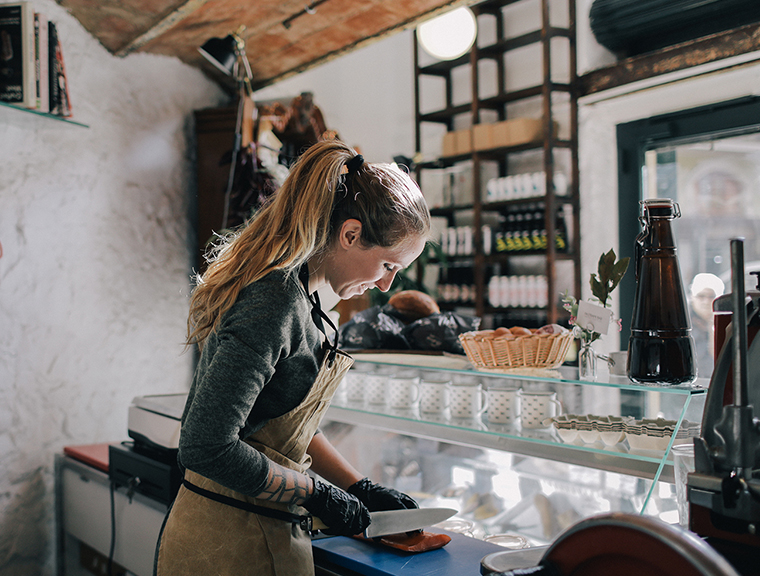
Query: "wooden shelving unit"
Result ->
[[413, 0, 581, 327]]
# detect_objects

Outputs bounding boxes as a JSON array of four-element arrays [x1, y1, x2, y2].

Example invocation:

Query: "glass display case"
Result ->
[[321, 354, 707, 547]]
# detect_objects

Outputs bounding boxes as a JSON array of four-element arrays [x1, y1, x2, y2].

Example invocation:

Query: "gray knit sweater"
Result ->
[[178, 269, 322, 497]]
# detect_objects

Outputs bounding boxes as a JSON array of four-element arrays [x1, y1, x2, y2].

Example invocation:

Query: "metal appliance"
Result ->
[[108, 393, 188, 505], [688, 238, 760, 570]]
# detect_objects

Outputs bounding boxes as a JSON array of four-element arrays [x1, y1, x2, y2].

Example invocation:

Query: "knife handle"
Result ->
[[311, 516, 328, 531], [310, 516, 368, 537]]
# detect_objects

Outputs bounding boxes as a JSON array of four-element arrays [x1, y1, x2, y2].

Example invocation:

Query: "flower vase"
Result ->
[[579, 336, 598, 381]]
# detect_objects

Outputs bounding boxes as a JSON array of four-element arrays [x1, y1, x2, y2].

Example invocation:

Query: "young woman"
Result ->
[[155, 139, 431, 575]]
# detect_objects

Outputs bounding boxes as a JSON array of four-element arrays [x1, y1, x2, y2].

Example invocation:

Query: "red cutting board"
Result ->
[[312, 530, 505, 576]]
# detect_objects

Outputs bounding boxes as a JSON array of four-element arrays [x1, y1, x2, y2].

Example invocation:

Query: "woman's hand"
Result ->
[[347, 478, 418, 512], [303, 479, 371, 536]]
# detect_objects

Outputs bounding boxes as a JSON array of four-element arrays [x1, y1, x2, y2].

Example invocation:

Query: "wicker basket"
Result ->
[[459, 330, 573, 370]]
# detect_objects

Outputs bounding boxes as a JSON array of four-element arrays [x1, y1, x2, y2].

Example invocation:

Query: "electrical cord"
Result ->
[[108, 480, 116, 576], [108, 473, 141, 575]]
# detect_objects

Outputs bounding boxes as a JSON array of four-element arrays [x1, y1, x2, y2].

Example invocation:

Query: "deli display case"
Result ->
[[320, 354, 708, 551]]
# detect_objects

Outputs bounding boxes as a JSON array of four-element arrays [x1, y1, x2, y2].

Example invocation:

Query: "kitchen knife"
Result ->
[[313, 507, 457, 538]]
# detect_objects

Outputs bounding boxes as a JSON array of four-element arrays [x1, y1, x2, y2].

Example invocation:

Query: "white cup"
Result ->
[[388, 372, 421, 409], [364, 369, 392, 406], [486, 386, 521, 424], [609, 351, 628, 376], [333, 374, 348, 404], [672, 443, 695, 528], [344, 369, 366, 404], [450, 381, 488, 419], [519, 390, 562, 429], [419, 377, 451, 415]]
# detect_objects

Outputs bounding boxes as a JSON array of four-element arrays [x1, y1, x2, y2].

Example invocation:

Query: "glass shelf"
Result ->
[[0, 101, 88, 127], [323, 354, 708, 516]]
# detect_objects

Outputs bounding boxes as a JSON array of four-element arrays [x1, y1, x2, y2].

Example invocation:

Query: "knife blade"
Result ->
[[312, 507, 457, 538]]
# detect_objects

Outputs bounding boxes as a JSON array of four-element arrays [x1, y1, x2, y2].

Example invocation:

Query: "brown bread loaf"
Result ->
[[388, 290, 440, 322]]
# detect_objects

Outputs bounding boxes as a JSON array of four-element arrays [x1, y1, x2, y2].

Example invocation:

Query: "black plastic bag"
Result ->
[[401, 312, 480, 355], [338, 305, 410, 350], [339, 306, 479, 354]]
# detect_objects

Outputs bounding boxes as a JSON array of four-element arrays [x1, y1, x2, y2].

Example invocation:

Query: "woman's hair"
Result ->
[[187, 139, 431, 347]]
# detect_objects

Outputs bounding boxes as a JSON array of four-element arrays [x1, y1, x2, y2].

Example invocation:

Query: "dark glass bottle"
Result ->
[[627, 199, 697, 384]]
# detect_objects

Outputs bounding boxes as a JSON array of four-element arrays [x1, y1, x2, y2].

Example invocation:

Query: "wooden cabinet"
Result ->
[[193, 99, 255, 272], [414, 0, 581, 328]]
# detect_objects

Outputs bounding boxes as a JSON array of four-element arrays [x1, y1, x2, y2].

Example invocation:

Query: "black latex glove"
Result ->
[[346, 477, 419, 512], [303, 479, 371, 537]]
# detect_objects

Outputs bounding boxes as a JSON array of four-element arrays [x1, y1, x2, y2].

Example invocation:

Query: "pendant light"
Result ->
[[417, 6, 477, 61]]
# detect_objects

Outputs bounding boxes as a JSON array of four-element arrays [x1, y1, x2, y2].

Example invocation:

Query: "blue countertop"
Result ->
[[312, 530, 506, 576]]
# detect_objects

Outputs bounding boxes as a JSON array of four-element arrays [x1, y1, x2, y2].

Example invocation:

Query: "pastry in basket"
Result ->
[[459, 324, 572, 370]]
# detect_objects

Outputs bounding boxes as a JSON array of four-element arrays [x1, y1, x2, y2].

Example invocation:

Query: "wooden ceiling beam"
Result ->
[[115, 0, 211, 57], [580, 21, 760, 96]]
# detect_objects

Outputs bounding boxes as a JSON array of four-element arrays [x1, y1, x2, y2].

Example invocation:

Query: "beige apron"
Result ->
[[156, 272, 353, 576]]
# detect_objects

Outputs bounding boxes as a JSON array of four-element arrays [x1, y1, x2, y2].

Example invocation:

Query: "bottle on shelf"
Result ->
[[485, 273, 550, 310]]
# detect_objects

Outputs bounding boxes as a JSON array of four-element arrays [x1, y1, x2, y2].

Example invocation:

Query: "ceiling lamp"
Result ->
[[417, 6, 477, 61]]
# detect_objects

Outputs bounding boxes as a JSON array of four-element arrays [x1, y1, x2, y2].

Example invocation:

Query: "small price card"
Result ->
[[576, 300, 613, 335]]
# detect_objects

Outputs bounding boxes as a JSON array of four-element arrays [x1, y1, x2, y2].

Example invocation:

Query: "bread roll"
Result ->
[[388, 290, 440, 322], [509, 326, 533, 337]]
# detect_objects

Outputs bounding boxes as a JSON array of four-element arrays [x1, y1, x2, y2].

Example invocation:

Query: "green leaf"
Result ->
[[609, 257, 630, 291], [599, 249, 616, 281], [588, 248, 629, 308], [589, 275, 606, 305]]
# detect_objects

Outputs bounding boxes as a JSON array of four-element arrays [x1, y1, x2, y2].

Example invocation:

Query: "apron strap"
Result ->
[[182, 479, 313, 532], [298, 263, 340, 365]]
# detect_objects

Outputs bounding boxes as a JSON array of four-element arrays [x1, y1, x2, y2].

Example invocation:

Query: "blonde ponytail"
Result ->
[[188, 140, 430, 347]]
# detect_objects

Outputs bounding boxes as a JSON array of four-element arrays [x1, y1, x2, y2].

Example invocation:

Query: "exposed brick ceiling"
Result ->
[[57, 0, 466, 90]]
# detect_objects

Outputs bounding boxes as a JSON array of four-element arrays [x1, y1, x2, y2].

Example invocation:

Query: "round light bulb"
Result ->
[[417, 7, 477, 61]]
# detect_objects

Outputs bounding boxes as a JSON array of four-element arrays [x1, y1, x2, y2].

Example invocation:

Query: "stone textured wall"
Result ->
[[0, 1, 225, 573]]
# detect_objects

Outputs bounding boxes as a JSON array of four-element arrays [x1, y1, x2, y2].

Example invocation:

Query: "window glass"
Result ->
[[642, 133, 760, 375]]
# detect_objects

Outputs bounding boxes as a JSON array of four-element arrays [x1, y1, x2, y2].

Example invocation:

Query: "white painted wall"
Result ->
[[255, 31, 418, 164], [0, 0, 225, 573]]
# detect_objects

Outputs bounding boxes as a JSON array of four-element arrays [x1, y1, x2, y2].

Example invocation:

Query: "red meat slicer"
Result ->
[[689, 238, 760, 567]]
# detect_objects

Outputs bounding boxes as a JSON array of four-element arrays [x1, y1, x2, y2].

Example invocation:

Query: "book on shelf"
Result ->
[[49, 20, 71, 117], [34, 10, 48, 112], [0, 1, 36, 108], [47, 19, 57, 112]]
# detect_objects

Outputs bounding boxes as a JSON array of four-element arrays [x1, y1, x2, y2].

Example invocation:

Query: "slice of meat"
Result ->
[[354, 530, 452, 553]]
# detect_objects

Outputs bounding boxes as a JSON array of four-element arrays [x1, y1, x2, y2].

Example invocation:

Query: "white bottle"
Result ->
[[537, 275, 549, 308], [448, 227, 457, 256], [517, 275, 529, 307], [502, 176, 514, 200], [463, 226, 473, 255], [508, 276, 520, 308], [526, 275, 538, 308], [500, 276, 510, 308], [486, 178, 499, 202], [489, 275, 500, 307], [482, 225, 492, 255]]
